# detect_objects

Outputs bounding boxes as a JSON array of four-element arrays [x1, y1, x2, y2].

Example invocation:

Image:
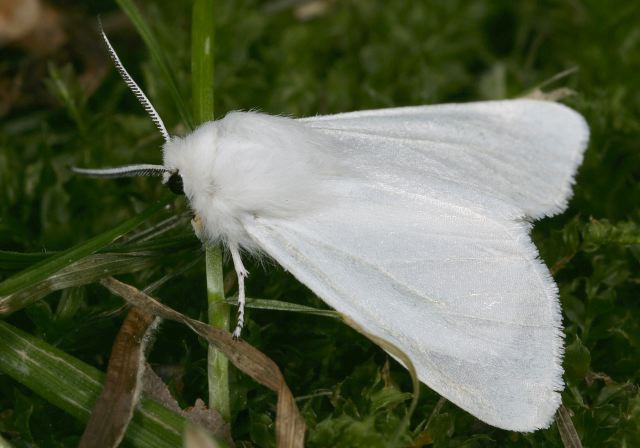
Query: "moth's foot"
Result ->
[[232, 325, 243, 341]]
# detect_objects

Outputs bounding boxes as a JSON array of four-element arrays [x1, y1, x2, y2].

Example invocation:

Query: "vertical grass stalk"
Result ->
[[191, 0, 231, 422]]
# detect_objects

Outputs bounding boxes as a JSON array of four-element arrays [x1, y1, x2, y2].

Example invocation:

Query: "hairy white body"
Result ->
[[163, 112, 341, 250], [160, 99, 589, 431]]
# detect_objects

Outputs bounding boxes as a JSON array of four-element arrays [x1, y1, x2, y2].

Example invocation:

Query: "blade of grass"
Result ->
[[55, 286, 85, 322], [192, 0, 215, 127], [224, 296, 340, 319], [1, 243, 200, 315], [0, 433, 13, 448], [0, 253, 157, 314], [190, 0, 230, 423], [0, 251, 52, 271], [205, 248, 230, 421], [0, 321, 187, 448], [116, 0, 194, 129], [0, 233, 197, 273], [122, 213, 192, 244], [556, 404, 583, 448], [0, 198, 171, 300]]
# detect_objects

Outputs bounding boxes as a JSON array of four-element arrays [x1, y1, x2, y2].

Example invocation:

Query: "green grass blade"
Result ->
[[116, 0, 194, 129], [192, 0, 215, 124], [190, 0, 230, 423], [0, 321, 187, 448], [224, 297, 340, 319], [0, 234, 197, 274], [1, 254, 156, 314], [205, 247, 230, 421], [0, 251, 52, 271], [0, 198, 171, 305], [0, 434, 13, 448], [0, 236, 199, 315]]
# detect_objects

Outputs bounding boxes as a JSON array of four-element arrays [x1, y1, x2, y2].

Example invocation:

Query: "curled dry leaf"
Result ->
[[525, 87, 576, 102], [143, 368, 233, 445], [79, 307, 160, 448], [184, 424, 225, 448], [100, 276, 306, 448], [556, 404, 583, 448]]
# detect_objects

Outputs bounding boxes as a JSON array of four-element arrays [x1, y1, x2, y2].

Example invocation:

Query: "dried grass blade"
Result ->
[[224, 296, 339, 318], [100, 276, 306, 448], [556, 404, 583, 448], [79, 307, 160, 448]]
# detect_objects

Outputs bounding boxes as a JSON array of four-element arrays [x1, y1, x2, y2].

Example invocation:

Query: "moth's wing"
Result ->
[[301, 99, 589, 220], [243, 100, 588, 429], [244, 182, 564, 431]]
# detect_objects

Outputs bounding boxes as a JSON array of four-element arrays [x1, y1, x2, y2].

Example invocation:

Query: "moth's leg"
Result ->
[[230, 243, 249, 340], [191, 212, 205, 241]]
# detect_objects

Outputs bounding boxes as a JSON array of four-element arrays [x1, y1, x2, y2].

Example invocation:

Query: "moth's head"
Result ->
[[162, 170, 184, 196], [161, 122, 218, 202]]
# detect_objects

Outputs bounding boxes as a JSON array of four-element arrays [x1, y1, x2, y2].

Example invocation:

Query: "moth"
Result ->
[[75, 25, 589, 431]]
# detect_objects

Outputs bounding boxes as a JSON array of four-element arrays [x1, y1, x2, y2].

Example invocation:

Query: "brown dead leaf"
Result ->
[[556, 404, 583, 448], [184, 424, 225, 448], [525, 87, 576, 102], [143, 367, 233, 446], [100, 276, 306, 448], [79, 307, 159, 448]]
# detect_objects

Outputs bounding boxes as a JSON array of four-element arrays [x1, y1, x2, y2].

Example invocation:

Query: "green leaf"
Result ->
[[369, 387, 412, 412], [224, 296, 340, 318], [0, 251, 52, 272], [564, 337, 591, 384], [0, 321, 185, 448], [582, 219, 640, 252]]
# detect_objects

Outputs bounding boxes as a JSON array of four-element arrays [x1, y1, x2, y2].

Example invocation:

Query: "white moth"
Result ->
[[76, 26, 589, 432]]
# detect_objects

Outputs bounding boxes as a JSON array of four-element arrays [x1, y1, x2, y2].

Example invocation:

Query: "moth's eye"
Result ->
[[167, 172, 184, 195]]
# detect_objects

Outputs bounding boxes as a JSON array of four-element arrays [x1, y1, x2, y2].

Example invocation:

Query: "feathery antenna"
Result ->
[[98, 17, 170, 143], [72, 164, 169, 178]]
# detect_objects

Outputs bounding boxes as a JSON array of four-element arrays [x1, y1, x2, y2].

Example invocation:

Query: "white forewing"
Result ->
[[238, 99, 588, 431], [301, 99, 588, 220]]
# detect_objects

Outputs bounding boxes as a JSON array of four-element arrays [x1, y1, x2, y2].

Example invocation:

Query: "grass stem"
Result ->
[[191, 0, 231, 422]]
